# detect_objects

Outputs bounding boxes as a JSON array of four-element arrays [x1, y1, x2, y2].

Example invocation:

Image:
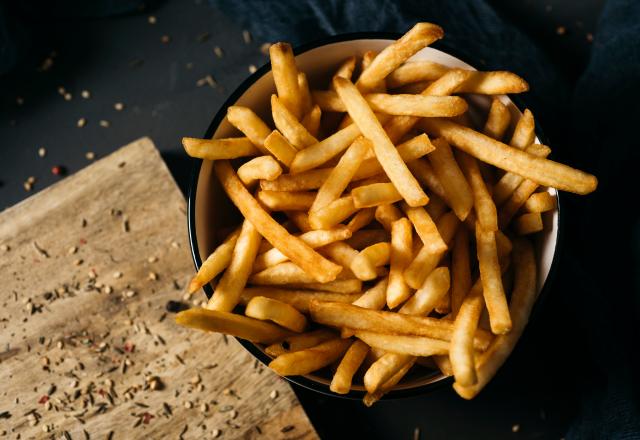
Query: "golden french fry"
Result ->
[[250, 261, 351, 286], [261, 168, 330, 192], [309, 196, 357, 230], [450, 278, 483, 386], [493, 143, 551, 206], [345, 229, 390, 250], [356, 22, 443, 93], [290, 123, 361, 174], [495, 230, 513, 258], [330, 340, 370, 394], [356, 331, 449, 357], [334, 77, 428, 207], [269, 338, 352, 376], [271, 94, 318, 149], [352, 182, 403, 208], [375, 204, 403, 231], [421, 118, 598, 195], [318, 241, 359, 269], [386, 218, 413, 308], [450, 226, 471, 317], [386, 60, 450, 88], [240, 287, 359, 313], [392, 80, 433, 94], [401, 203, 447, 253], [514, 212, 544, 235], [433, 355, 453, 376], [352, 277, 388, 310], [207, 220, 262, 312], [262, 130, 298, 168], [509, 109, 535, 150], [252, 227, 352, 272], [361, 51, 387, 93], [265, 329, 337, 357], [333, 56, 357, 83], [287, 279, 363, 294], [215, 161, 342, 283], [456, 71, 529, 94], [310, 90, 345, 112], [475, 224, 511, 334], [189, 228, 240, 293], [524, 191, 556, 213], [483, 97, 511, 141], [399, 266, 450, 315], [176, 308, 291, 344], [311, 137, 372, 212], [237, 156, 283, 186], [363, 352, 413, 393], [269, 42, 303, 119], [364, 93, 467, 117], [350, 242, 391, 281], [347, 208, 376, 233], [226, 106, 272, 154], [498, 178, 541, 228], [454, 238, 536, 399], [182, 137, 260, 160], [406, 158, 448, 202], [301, 104, 322, 138], [297, 72, 313, 116], [245, 296, 307, 332], [428, 138, 473, 220], [363, 357, 416, 406], [257, 190, 316, 211], [456, 151, 498, 231]]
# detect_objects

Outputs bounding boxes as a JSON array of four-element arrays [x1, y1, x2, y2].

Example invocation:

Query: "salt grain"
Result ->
[[38, 147, 47, 157], [248, 65, 257, 74], [512, 424, 520, 433], [260, 43, 271, 55], [269, 390, 278, 399], [113, 271, 123, 279], [85, 151, 95, 160], [148, 15, 157, 24], [64, 93, 73, 101], [68, 246, 78, 254], [77, 118, 87, 128], [184, 401, 193, 409], [242, 30, 252, 44], [99, 120, 110, 128], [214, 46, 224, 58], [81, 90, 91, 99]]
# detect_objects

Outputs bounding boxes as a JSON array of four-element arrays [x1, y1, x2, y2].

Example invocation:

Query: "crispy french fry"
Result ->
[[363, 357, 416, 406], [261, 168, 330, 192], [350, 242, 391, 281], [450, 278, 483, 386], [454, 238, 536, 399], [353, 277, 388, 310], [290, 123, 361, 174], [450, 226, 471, 317], [189, 228, 240, 293], [240, 287, 360, 313], [182, 137, 260, 160], [456, 151, 498, 231], [237, 156, 283, 186], [297, 72, 313, 116], [513, 212, 544, 235], [309, 196, 357, 230], [498, 178, 541, 228], [269, 338, 352, 376], [483, 98, 511, 141], [375, 204, 403, 231], [301, 104, 322, 138], [399, 266, 450, 315], [287, 279, 363, 294], [387, 218, 413, 308], [226, 106, 271, 154], [271, 94, 318, 149], [509, 109, 535, 150], [265, 329, 337, 357], [311, 137, 372, 212], [250, 261, 351, 286], [318, 241, 359, 268], [334, 77, 428, 207], [493, 143, 551, 206], [356, 331, 449, 357], [245, 296, 307, 332], [176, 308, 291, 344], [330, 340, 370, 394], [476, 224, 511, 334], [207, 220, 262, 312], [262, 130, 297, 168], [356, 22, 443, 93], [257, 190, 316, 211], [363, 352, 413, 393], [269, 42, 303, 119], [421, 118, 598, 195], [406, 158, 448, 202], [386, 60, 450, 88], [345, 229, 390, 250], [456, 71, 529, 94], [347, 208, 376, 233], [428, 138, 473, 220], [352, 182, 403, 208], [361, 51, 387, 93], [392, 80, 433, 94], [524, 191, 556, 213], [333, 56, 357, 83], [401, 203, 447, 252], [215, 161, 342, 283]]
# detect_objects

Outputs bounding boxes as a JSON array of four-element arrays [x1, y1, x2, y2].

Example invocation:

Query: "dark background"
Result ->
[[0, 0, 608, 439]]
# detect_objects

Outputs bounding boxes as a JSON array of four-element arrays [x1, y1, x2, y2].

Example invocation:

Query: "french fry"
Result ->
[[237, 156, 283, 186], [453, 238, 536, 399], [240, 287, 360, 313], [387, 218, 413, 308], [450, 226, 471, 317], [456, 151, 498, 231], [265, 329, 337, 357], [513, 212, 544, 235], [290, 123, 361, 174], [353, 277, 388, 310], [450, 278, 483, 386], [375, 204, 403, 231], [406, 158, 448, 202], [309, 196, 357, 230], [386, 60, 450, 88], [456, 71, 529, 95], [356, 22, 444, 93], [392, 80, 433, 94], [269, 42, 303, 119], [257, 190, 316, 211], [509, 109, 535, 150], [345, 229, 390, 250], [334, 77, 428, 207], [176, 308, 291, 344], [297, 72, 313, 116], [524, 191, 556, 213], [401, 203, 447, 252], [433, 355, 453, 376], [356, 331, 449, 357], [492, 143, 551, 206], [271, 94, 318, 149], [287, 279, 363, 294], [182, 137, 260, 160], [333, 56, 357, 83], [495, 230, 513, 258], [363, 357, 416, 406], [207, 220, 262, 312], [330, 340, 370, 394], [261, 168, 330, 192], [252, 227, 352, 272], [245, 296, 307, 332], [189, 228, 240, 293], [350, 242, 391, 281], [311, 137, 372, 212], [398, 266, 450, 315], [424, 193, 448, 221], [262, 130, 298, 168], [498, 178, 541, 228], [215, 161, 342, 283], [421, 118, 598, 195], [250, 261, 351, 286], [301, 104, 322, 138], [269, 338, 352, 376], [347, 208, 376, 233], [475, 224, 511, 334], [482, 97, 511, 141], [352, 182, 403, 208], [319, 241, 359, 268], [226, 106, 272, 154], [363, 352, 413, 393], [361, 51, 387, 93], [428, 138, 473, 220]]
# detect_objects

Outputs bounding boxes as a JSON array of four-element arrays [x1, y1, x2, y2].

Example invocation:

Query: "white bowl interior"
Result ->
[[194, 39, 559, 392]]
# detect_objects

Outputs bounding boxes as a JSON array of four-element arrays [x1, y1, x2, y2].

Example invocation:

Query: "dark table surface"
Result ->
[[0, 0, 604, 438]]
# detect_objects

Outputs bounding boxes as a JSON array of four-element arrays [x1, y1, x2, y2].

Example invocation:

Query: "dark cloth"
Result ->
[[211, 0, 640, 438]]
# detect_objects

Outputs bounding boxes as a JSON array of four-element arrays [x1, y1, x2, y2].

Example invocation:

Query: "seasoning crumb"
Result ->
[[148, 15, 157, 24], [184, 401, 193, 409], [200, 403, 208, 413], [148, 272, 158, 281], [248, 65, 257, 74], [123, 290, 137, 298], [512, 424, 520, 433], [214, 46, 224, 58], [190, 375, 201, 385], [161, 35, 171, 44], [556, 26, 566, 36], [269, 390, 278, 400], [58, 86, 66, 95], [24, 181, 33, 191], [64, 93, 73, 101], [77, 118, 87, 128], [242, 30, 252, 44], [38, 147, 47, 157], [85, 151, 95, 160], [1, 244, 10, 252], [81, 90, 91, 99], [148, 256, 158, 263], [212, 429, 221, 438], [281, 425, 295, 433], [68, 246, 78, 254], [196, 75, 217, 88], [57, 340, 64, 349], [74, 259, 84, 266], [99, 120, 110, 128], [171, 241, 180, 248], [113, 271, 123, 279]]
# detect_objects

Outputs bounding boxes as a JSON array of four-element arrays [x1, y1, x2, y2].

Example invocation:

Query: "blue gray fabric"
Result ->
[[211, 0, 640, 438]]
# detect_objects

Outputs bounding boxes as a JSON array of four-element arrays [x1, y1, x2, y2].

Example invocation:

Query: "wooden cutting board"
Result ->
[[0, 138, 318, 440]]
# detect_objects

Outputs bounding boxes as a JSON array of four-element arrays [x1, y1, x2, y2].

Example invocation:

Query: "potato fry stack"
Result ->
[[177, 22, 597, 405]]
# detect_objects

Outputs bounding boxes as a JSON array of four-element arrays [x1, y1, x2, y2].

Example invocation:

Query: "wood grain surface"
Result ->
[[0, 138, 317, 440]]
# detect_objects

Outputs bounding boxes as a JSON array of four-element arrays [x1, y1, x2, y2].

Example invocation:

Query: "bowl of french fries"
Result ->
[[179, 23, 597, 404]]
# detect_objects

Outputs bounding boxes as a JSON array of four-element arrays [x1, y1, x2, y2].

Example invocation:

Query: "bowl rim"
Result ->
[[187, 31, 564, 401]]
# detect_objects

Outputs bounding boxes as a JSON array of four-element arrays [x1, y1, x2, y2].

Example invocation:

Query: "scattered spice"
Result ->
[[85, 151, 95, 160], [148, 15, 156, 24], [281, 425, 295, 433], [81, 90, 91, 99], [1, 244, 10, 252], [242, 30, 252, 44], [68, 246, 78, 254], [166, 300, 188, 313], [99, 120, 110, 128], [148, 256, 158, 263], [212, 428, 221, 438], [184, 401, 193, 409], [200, 403, 208, 413], [248, 65, 257, 74], [122, 217, 130, 232], [114, 102, 124, 111], [214, 46, 224, 58], [269, 390, 278, 400], [51, 165, 65, 176], [77, 118, 87, 128], [113, 271, 123, 279], [74, 259, 84, 266], [38, 147, 47, 157], [64, 93, 73, 101], [148, 272, 158, 281], [33, 241, 49, 258], [196, 75, 217, 88]]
